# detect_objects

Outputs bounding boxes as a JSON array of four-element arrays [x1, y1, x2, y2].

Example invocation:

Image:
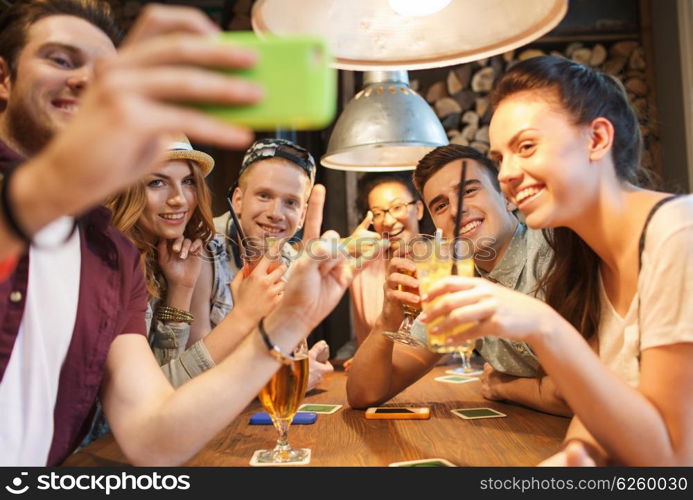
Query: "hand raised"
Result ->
[[342, 211, 383, 259], [277, 231, 367, 332], [300, 184, 326, 244], [158, 237, 203, 290], [35, 4, 263, 220], [419, 276, 556, 346]]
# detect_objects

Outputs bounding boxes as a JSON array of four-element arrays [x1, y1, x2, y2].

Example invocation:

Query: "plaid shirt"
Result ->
[[475, 223, 552, 377]]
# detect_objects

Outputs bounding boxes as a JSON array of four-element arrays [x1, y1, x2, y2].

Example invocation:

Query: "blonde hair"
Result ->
[[106, 161, 215, 298], [237, 158, 313, 201]]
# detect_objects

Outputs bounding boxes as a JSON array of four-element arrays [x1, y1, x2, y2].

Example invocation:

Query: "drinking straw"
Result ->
[[434, 228, 443, 258], [225, 187, 248, 264], [451, 161, 468, 276]]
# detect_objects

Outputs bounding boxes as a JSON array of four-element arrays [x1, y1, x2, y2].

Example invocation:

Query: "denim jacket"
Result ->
[[207, 234, 234, 327], [153, 219, 296, 378]]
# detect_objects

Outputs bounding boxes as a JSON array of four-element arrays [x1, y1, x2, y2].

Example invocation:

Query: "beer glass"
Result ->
[[256, 339, 310, 463]]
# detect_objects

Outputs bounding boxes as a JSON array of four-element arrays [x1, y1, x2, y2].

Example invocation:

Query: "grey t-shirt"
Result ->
[[475, 223, 551, 377]]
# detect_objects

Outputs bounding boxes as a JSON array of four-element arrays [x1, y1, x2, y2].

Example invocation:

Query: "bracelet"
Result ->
[[156, 305, 194, 324], [258, 316, 300, 365], [0, 169, 32, 245]]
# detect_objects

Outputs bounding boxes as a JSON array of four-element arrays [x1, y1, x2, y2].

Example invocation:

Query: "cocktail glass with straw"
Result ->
[[418, 161, 480, 359]]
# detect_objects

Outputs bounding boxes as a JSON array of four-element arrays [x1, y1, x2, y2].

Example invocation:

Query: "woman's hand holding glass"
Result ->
[[419, 276, 556, 346]]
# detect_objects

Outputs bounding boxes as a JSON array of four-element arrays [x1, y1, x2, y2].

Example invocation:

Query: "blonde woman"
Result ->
[[107, 139, 215, 358], [107, 138, 286, 382]]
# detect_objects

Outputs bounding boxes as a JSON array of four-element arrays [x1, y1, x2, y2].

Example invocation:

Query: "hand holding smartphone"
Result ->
[[199, 32, 336, 130]]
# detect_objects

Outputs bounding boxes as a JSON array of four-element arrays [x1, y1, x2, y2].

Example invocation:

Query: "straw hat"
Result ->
[[165, 136, 215, 177]]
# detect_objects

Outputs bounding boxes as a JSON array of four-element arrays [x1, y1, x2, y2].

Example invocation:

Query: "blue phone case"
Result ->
[[249, 411, 317, 425]]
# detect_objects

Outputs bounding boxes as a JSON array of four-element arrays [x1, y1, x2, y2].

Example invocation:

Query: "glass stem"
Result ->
[[460, 349, 472, 372], [273, 419, 291, 451], [397, 313, 415, 334]]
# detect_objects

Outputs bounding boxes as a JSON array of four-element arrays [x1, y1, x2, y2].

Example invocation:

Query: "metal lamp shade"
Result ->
[[321, 71, 448, 171], [252, 0, 568, 70]]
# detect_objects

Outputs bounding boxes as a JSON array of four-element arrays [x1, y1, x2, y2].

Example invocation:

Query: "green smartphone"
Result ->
[[199, 32, 336, 130]]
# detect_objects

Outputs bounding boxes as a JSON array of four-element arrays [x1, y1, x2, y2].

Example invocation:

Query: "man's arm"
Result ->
[[1, 164, 64, 259], [103, 233, 365, 465], [102, 315, 299, 465], [347, 315, 440, 408], [346, 256, 441, 408], [154, 250, 289, 387], [479, 363, 572, 417], [200, 255, 285, 361]]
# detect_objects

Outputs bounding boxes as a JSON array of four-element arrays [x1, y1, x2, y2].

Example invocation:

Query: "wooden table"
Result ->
[[64, 366, 569, 466]]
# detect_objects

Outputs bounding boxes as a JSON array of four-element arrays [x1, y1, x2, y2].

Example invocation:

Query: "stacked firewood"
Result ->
[[414, 41, 656, 170]]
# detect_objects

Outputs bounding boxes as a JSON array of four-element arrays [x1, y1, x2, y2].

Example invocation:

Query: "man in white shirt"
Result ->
[[0, 1, 356, 466]]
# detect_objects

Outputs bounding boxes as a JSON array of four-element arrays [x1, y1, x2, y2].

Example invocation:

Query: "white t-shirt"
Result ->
[[0, 217, 81, 465], [597, 195, 693, 387]]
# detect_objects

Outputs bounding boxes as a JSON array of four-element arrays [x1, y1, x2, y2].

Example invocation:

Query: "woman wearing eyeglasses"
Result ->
[[343, 174, 425, 367]]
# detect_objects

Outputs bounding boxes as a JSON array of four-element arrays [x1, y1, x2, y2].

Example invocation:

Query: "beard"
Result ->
[[4, 94, 56, 157]]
